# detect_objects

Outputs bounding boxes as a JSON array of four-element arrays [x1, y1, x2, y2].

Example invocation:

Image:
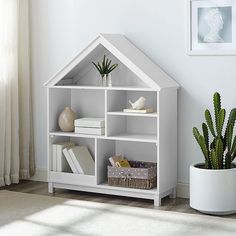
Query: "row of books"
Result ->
[[74, 118, 105, 135], [52, 142, 95, 175]]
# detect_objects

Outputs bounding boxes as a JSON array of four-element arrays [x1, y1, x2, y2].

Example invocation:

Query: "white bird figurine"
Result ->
[[129, 96, 146, 110]]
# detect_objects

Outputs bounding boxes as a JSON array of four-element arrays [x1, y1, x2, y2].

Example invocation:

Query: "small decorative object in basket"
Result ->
[[108, 161, 157, 190]]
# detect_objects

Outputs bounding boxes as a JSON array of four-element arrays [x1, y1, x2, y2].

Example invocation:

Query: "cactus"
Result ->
[[193, 92, 236, 169]]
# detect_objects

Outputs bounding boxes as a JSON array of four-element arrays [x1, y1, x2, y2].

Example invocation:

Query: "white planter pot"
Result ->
[[190, 163, 236, 215]]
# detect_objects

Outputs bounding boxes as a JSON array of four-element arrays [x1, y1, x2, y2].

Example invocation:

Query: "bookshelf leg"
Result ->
[[169, 187, 176, 199], [48, 182, 55, 194], [154, 195, 161, 207]]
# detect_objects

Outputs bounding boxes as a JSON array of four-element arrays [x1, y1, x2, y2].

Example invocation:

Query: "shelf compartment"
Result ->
[[49, 171, 96, 186], [107, 111, 157, 117], [55, 44, 150, 89], [48, 88, 105, 132], [49, 136, 95, 174], [96, 139, 157, 185], [107, 90, 157, 112], [107, 116, 157, 142]]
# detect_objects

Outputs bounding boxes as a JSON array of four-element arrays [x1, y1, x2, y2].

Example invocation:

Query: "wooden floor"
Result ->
[[1, 180, 236, 219]]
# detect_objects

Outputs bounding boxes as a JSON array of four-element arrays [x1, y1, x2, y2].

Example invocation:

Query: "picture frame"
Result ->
[[188, 0, 236, 55]]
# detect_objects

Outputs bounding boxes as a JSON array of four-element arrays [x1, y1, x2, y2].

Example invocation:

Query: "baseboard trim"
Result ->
[[176, 182, 189, 198], [30, 168, 190, 198], [30, 168, 48, 182]]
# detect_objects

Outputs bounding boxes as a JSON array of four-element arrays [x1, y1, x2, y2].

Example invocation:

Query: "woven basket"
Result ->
[[107, 161, 157, 189]]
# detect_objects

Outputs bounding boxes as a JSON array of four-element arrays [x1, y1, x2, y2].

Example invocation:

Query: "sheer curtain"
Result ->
[[0, 0, 35, 186]]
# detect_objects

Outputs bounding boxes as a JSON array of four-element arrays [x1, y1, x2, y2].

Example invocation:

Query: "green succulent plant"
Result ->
[[92, 55, 118, 78], [193, 92, 236, 169]]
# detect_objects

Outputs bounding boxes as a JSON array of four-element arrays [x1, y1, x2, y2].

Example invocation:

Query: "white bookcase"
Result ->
[[45, 34, 179, 206]]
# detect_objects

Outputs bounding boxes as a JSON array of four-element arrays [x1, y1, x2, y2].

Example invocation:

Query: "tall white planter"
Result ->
[[190, 164, 236, 215]]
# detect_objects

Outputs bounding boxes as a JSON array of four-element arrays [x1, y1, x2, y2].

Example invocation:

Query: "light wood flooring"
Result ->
[[1, 180, 236, 219]]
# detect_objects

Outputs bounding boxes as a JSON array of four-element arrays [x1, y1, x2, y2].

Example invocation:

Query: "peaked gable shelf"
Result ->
[[45, 34, 179, 206]]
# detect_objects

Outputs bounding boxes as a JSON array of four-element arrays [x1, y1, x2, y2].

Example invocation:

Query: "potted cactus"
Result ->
[[190, 92, 236, 215]]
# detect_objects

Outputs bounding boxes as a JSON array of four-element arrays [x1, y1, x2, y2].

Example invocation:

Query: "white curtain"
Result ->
[[0, 0, 35, 186]]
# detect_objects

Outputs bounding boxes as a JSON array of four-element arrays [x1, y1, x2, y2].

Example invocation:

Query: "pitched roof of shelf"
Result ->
[[44, 34, 179, 91]]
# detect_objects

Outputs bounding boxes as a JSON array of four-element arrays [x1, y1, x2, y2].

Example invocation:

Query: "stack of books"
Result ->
[[52, 142, 75, 172], [74, 118, 105, 135], [52, 142, 95, 175]]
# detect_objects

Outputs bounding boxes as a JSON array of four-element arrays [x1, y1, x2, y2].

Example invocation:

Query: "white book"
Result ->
[[68, 146, 95, 175], [52, 144, 57, 171], [75, 127, 105, 135], [62, 148, 79, 174], [74, 118, 105, 128], [56, 142, 75, 172]]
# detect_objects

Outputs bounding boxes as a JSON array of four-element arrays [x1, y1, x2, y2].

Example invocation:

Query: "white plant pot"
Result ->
[[190, 163, 236, 215]]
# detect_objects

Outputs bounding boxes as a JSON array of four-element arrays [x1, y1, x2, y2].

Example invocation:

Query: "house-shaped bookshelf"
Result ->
[[45, 34, 179, 206]]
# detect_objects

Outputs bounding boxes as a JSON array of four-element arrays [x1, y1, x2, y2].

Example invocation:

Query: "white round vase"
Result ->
[[58, 107, 76, 132], [190, 164, 236, 215]]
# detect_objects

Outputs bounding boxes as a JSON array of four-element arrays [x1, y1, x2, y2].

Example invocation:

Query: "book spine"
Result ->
[[56, 146, 62, 172], [74, 121, 105, 128], [63, 148, 79, 174], [74, 127, 105, 135], [68, 149, 84, 174], [52, 145, 57, 171]]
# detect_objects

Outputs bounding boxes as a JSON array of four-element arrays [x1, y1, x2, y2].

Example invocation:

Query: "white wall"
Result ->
[[30, 0, 236, 185]]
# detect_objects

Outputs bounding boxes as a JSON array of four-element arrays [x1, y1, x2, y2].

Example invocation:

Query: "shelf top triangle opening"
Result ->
[[44, 34, 179, 91]]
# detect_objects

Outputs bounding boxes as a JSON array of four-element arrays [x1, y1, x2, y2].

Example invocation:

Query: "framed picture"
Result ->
[[188, 0, 236, 55]]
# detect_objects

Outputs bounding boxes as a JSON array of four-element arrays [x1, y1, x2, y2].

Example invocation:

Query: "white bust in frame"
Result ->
[[189, 0, 236, 55], [203, 8, 224, 43]]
